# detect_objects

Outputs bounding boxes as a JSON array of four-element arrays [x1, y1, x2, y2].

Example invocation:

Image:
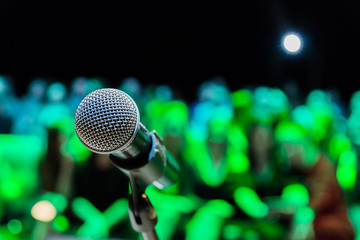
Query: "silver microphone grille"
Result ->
[[74, 88, 140, 153]]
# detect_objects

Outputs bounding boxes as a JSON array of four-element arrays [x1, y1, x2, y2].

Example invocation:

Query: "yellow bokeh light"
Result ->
[[31, 200, 57, 222]]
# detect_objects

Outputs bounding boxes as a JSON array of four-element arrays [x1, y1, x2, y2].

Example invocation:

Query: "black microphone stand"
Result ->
[[128, 173, 159, 240]]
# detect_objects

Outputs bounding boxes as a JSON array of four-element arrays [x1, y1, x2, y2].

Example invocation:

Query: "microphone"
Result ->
[[74, 88, 179, 189]]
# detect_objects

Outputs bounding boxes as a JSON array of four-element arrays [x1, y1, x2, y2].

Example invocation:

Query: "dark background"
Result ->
[[1, 1, 359, 102]]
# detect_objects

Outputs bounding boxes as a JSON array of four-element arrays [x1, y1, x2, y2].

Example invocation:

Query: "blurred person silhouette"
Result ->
[[0, 75, 18, 133], [304, 90, 337, 149], [182, 108, 236, 240], [118, 77, 142, 104], [41, 128, 73, 197], [37, 83, 75, 206], [345, 90, 360, 240], [248, 87, 290, 196], [292, 101, 357, 199], [347, 90, 360, 195], [271, 120, 354, 240], [67, 76, 89, 114], [20, 78, 47, 118], [282, 80, 302, 108], [294, 90, 358, 240], [142, 84, 188, 158], [179, 78, 241, 240], [11, 79, 48, 148], [37, 82, 72, 132], [226, 87, 290, 240], [67, 77, 105, 115], [184, 78, 233, 194], [141, 84, 174, 135]]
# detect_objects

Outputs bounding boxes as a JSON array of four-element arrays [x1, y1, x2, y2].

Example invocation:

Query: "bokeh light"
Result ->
[[31, 200, 57, 222], [283, 33, 302, 53], [7, 219, 22, 235]]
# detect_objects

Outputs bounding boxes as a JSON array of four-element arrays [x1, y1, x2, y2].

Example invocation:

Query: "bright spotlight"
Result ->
[[283, 33, 302, 53], [31, 200, 57, 222]]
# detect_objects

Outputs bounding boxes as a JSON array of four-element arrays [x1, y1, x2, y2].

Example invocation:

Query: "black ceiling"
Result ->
[[1, 1, 359, 101]]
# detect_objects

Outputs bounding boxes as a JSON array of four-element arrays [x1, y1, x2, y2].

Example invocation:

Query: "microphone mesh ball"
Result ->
[[75, 88, 139, 153]]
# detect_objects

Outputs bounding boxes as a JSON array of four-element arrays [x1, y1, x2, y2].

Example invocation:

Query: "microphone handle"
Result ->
[[109, 130, 179, 189], [142, 230, 159, 240]]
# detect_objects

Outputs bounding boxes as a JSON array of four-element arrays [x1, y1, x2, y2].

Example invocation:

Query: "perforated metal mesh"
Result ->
[[75, 88, 139, 153]]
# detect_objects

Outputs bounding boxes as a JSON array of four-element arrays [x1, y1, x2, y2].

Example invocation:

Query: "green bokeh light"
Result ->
[[72, 197, 108, 238], [252, 87, 289, 125], [306, 90, 330, 108], [103, 198, 128, 227], [186, 201, 231, 240], [350, 91, 360, 112], [72, 197, 103, 222], [52, 215, 69, 232], [228, 125, 250, 173], [304, 90, 335, 142], [0, 134, 44, 166], [328, 134, 352, 161], [347, 111, 360, 145], [274, 120, 307, 144], [291, 105, 315, 133], [208, 115, 231, 142], [72, 197, 128, 239], [232, 89, 252, 108], [232, 89, 253, 131], [0, 226, 21, 240], [163, 101, 189, 135], [337, 150, 357, 189], [62, 134, 91, 162], [349, 204, 360, 238], [281, 184, 309, 207], [207, 199, 235, 218], [38, 103, 72, 129], [7, 219, 22, 235], [184, 126, 228, 187], [293, 206, 315, 224], [146, 185, 195, 213], [228, 151, 250, 174], [228, 125, 248, 152], [0, 179, 21, 199], [42, 192, 68, 213], [234, 187, 269, 218], [223, 224, 243, 240]]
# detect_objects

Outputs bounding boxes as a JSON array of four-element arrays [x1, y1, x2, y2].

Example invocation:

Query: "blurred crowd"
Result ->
[[1, 74, 360, 240]]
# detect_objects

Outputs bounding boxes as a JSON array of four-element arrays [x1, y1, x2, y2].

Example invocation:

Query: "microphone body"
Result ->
[[109, 124, 179, 189], [75, 88, 179, 189]]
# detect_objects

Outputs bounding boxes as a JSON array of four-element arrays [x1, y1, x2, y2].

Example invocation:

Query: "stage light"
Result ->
[[31, 200, 57, 222], [283, 33, 302, 53]]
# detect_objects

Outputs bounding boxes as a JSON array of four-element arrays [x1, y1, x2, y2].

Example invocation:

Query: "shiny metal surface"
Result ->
[[75, 88, 140, 154], [111, 123, 150, 159]]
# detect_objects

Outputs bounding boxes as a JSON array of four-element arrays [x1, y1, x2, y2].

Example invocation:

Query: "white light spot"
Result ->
[[283, 33, 302, 53], [31, 200, 57, 222]]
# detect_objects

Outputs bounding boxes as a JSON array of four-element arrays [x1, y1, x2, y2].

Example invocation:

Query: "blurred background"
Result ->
[[1, 1, 360, 240]]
